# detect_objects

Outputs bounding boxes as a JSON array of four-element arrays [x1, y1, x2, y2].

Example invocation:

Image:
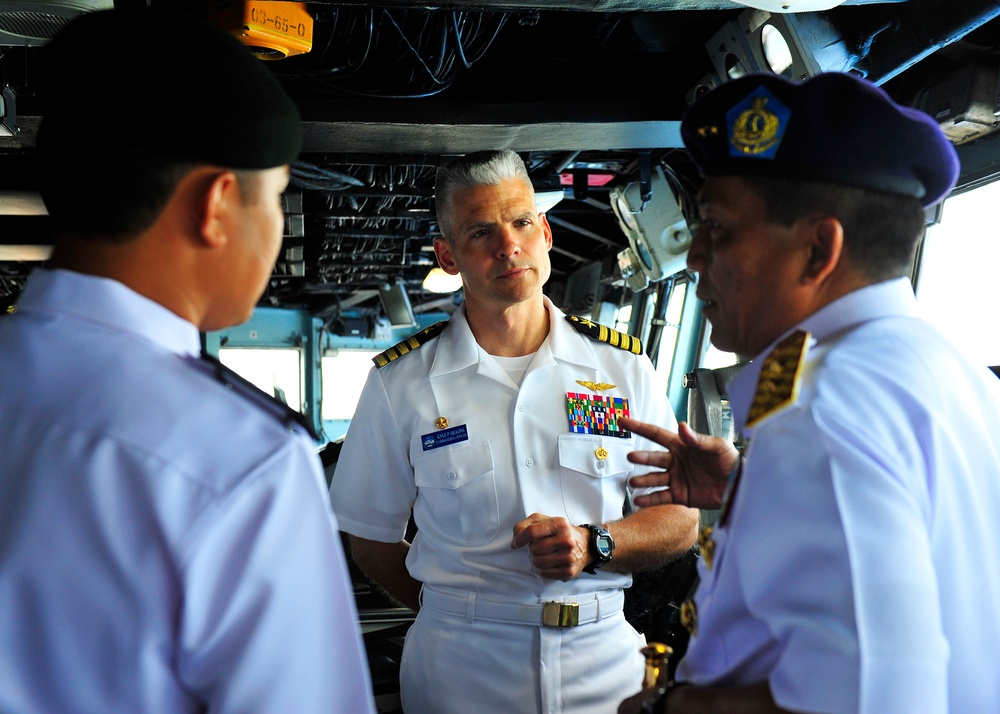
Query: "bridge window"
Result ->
[[219, 348, 303, 412], [321, 349, 380, 421], [917, 182, 1000, 366]]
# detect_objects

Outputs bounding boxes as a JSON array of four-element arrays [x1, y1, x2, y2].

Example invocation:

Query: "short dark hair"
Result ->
[[39, 147, 264, 241], [746, 176, 926, 281], [38, 145, 193, 240]]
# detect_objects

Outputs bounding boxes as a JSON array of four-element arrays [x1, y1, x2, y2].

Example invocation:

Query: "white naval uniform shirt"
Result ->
[[0, 269, 375, 714], [331, 297, 676, 713], [678, 278, 1000, 714]]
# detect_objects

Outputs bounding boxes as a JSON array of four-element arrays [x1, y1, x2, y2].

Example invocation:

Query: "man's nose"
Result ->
[[686, 225, 707, 273], [496, 228, 522, 259]]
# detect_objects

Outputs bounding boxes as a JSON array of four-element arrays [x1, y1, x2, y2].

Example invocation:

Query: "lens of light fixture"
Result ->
[[534, 190, 565, 214], [423, 267, 463, 294], [724, 53, 748, 80], [761, 24, 794, 76]]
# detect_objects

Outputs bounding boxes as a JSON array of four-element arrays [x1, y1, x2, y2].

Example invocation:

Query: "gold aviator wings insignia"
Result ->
[[576, 380, 617, 391]]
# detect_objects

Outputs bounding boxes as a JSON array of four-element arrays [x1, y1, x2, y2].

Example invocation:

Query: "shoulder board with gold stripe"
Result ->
[[565, 314, 643, 355], [372, 321, 448, 369]]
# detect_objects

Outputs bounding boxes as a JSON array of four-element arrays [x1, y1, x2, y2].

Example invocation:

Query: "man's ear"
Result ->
[[801, 215, 844, 286], [198, 170, 240, 249], [433, 235, 461, 276], [539, 212, 553, 252]]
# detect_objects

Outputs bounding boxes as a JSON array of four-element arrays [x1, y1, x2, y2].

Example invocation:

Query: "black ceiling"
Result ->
[[2, 0, 1000, 325]]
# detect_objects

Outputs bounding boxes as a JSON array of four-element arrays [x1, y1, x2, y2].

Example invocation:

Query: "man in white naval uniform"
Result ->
[[331, 149, 699, 713], [0, 10, 374, 714], [618, 73, 1000, 713]]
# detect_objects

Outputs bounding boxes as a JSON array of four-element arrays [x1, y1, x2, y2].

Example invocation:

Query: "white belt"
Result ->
[[420, 585, 624, 628]]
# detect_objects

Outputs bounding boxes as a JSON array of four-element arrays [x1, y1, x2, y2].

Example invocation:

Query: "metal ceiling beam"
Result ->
[[304, 120, 683, 154], [306, 0, 903, 10]]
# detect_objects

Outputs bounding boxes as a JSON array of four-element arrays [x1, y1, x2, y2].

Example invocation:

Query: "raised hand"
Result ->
[[623, 418, 738, 510]]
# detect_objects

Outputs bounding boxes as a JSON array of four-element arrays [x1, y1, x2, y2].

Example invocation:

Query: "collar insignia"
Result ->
[[745, 330, 810, 428], [697, 526, 715, 571]]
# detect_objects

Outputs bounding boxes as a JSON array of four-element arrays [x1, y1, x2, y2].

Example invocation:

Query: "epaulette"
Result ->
[[565, 314, 643, 355], [745, 329, 810, 428], [373, 321, 448, 368], [185, 352, 318, 440]]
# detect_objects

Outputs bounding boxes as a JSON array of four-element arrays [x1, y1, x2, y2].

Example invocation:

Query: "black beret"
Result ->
[[681, 72, 959, 207], [37, 8, 301, 169]]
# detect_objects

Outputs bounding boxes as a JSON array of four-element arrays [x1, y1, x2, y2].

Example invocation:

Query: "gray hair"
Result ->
[[434, 149, 532, 238]]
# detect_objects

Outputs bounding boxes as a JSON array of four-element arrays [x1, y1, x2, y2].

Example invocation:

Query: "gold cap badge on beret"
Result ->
[[726, 86, 790, 160]]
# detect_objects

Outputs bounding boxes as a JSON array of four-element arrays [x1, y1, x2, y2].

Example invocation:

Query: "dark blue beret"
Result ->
[[681, 72, 959, 207], [38, 8, 301, 170]]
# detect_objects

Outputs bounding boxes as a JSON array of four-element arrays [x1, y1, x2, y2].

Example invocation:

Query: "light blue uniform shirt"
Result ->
[[680, 278, 1000, 714], [0, 269, 375, 714]]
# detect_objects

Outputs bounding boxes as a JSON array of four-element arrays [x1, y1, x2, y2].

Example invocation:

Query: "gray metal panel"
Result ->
[[303, 119, 683, 153], [310, 0, 902, 10]]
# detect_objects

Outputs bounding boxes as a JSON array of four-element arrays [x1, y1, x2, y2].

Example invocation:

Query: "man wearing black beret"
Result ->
[[0, 8, 375, 713], [618, 72, 1000, 713]]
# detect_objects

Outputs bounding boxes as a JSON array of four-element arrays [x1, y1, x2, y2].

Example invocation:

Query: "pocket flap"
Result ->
[[557, 435, 632, 478], [413, 441, 494, 490]]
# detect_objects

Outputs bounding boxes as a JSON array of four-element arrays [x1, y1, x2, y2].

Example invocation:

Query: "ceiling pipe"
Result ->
[[864, 0, 1000, 84]]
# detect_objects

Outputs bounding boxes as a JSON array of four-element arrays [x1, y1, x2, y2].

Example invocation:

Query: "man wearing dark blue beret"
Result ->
[[618, 72, 1000, 713]]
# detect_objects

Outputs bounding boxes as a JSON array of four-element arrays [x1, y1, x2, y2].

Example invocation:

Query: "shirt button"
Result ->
[[597, 460, 606, 469], [524, 457, 534, 468], [518, 403, 526, 412], [448, 471, 457, 480]]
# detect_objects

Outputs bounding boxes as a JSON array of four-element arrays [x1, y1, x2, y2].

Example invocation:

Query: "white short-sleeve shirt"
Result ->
[[679, 279, 1000, 714]]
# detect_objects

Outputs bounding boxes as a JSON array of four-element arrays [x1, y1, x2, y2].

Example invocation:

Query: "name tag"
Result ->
[[421, 424, 469, 451]]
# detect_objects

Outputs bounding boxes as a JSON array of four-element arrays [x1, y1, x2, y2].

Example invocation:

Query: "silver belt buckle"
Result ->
[[542, 601, 579, 627]]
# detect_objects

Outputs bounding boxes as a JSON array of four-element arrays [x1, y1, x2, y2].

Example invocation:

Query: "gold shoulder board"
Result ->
[[565, 315, 643, 355], [372, 321, 448, 369], [745, 329, 810, 428]]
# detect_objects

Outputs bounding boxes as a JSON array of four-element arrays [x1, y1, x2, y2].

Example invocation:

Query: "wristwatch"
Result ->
[[582, 523, 614, 574]]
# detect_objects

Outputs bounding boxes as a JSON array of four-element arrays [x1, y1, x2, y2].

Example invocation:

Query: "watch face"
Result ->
[[594, 531, 615, 561]]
